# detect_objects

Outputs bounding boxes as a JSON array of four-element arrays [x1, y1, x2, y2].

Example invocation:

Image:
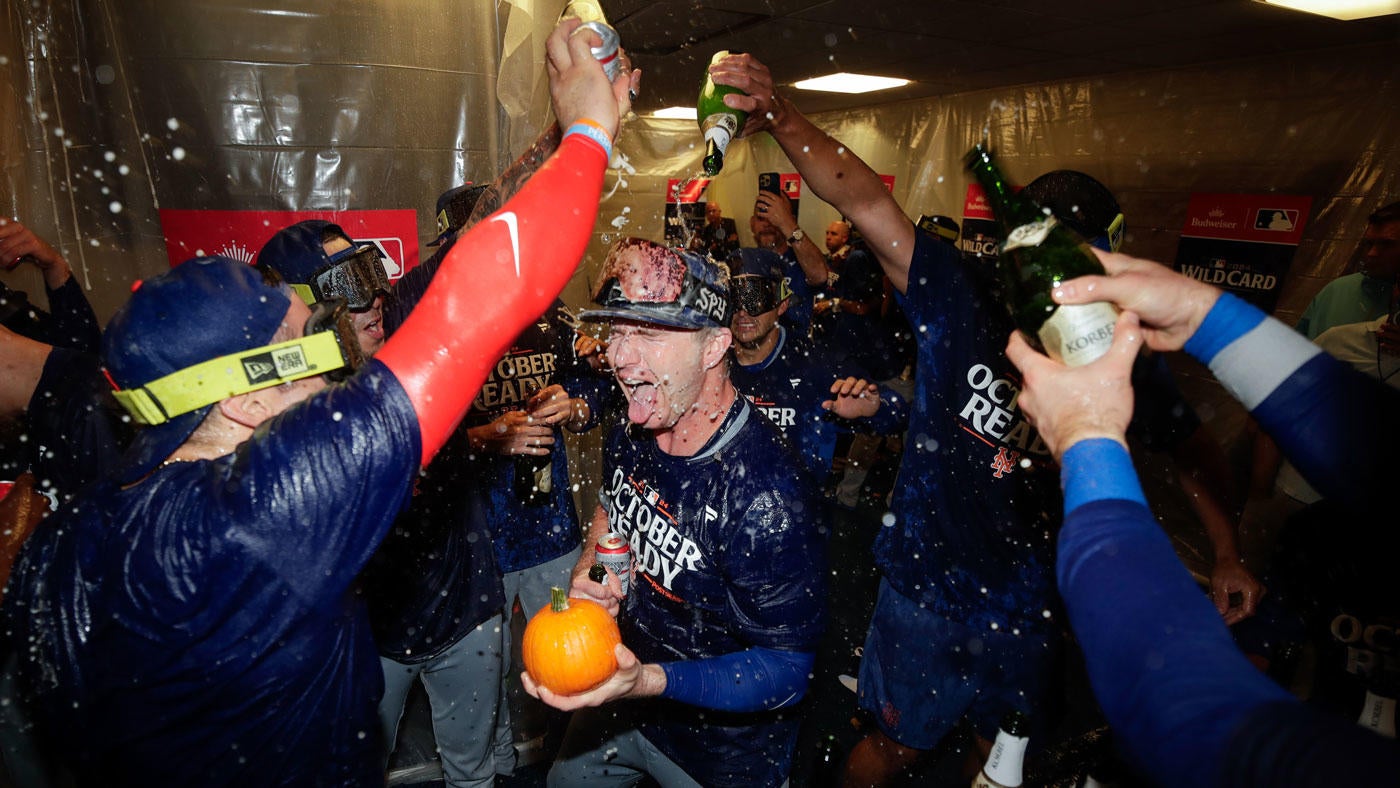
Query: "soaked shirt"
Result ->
[[365, 238, 505, 662], [884, 230, 1062, 631], [731, 326, 906, 481], [816, 245, 901, 379], [461, 299, 605, 574], [599, 395, 827, 788], [2, 361, 420, 786], [19, 348, 131, 500]]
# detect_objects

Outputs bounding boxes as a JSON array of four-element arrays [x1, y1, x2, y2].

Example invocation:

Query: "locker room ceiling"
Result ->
[[602, 0, 1400, 114]]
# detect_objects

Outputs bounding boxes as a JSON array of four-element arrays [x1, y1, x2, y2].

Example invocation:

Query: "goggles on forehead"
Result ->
[[592, 270, 731, 328], [109, 298, 364, 426], [290, 243, 392, 312], [730, 276, 783, 316]]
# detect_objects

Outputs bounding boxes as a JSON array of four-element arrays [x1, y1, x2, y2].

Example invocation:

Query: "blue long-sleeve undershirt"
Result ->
[[659, 646, 814, 713]]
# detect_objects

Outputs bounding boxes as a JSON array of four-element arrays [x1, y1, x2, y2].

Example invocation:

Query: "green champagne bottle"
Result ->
[[964, 144, 1119, 367], [698, 51, 748, 176]]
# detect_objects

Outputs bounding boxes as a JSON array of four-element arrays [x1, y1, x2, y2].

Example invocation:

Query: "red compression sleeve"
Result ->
[[377, 133, 608, 464]]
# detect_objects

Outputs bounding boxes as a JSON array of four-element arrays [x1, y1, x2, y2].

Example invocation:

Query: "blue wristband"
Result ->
[[1062, 437, 1147, 513], [564, 121, 612, 159], [1183, 292, 1265, 365]]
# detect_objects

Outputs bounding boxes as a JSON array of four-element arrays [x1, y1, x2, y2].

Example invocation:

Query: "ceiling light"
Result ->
[[792, 73, 911, 94], [1255, 0, 1400, 20], [650, 106, 697, 119]]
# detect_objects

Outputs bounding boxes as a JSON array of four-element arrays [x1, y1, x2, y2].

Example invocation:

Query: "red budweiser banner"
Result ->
[[1174, 193, 1313, 312], [158, 209, 421, 279]]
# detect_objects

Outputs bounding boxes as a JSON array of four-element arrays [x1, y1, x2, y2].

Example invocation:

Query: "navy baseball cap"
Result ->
[[257, 220, 351, 285], [1022, 170, 1125, 252], [430, 183, 488, 246], [102, 256, 292, 484], [917, 214, 960, 246], [581, 238, 731, 330]]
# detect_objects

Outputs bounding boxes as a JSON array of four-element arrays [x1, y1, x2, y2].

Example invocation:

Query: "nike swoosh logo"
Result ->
[[491, 211, 522, 278]]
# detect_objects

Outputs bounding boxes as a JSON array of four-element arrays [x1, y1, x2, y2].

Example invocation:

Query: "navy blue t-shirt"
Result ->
[[463, 299, 605, 574], [362, 237, 505, 661], [599, 395, 827, 788], [731, 327, 906, 481], [3, 360, 420, 786], [22, 348, 131, 500], [883, 230, 1062, 631]]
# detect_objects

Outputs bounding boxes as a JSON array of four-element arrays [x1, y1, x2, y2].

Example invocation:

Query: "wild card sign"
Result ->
[[1174, 193, 1312, 313]]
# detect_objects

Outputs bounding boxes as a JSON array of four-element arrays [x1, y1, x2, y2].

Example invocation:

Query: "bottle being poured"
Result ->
[[698, 51, 748, 176], [964, 144, 1119, 367]]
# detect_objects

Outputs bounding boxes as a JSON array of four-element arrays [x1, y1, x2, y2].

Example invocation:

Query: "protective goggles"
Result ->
[[730, 275, 784, 316], [110, 298, 364, 426], [290, 243, 391, 311]]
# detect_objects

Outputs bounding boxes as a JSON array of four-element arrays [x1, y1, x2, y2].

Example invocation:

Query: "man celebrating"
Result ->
[[727, 247, 906, 483], [526, 238, 827, 788], [0, 19, 623, 786], [711, 55, 1063, 785]]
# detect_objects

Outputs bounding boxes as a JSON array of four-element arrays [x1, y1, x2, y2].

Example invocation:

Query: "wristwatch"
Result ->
[[787, 227, 805, 246]]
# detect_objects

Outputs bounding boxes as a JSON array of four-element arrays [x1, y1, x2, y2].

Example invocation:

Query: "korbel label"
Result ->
[[1038, 302, 1118, 367]]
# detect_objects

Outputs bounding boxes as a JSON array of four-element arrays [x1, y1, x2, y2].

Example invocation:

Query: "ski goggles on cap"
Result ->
[[109, 297, 364, 426], [581, 239, 731, 329], [290, 243, 391, 312], [730, 275, 784, 316]]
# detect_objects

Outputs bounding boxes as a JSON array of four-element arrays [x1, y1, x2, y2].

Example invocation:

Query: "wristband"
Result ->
[[564, 119, 613, 159], [1061, 437, 1147, 513], [1182, 293, 1264, 365]]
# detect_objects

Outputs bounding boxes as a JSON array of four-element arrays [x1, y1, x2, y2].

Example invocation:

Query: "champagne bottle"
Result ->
[[1357, 687, 1397, 738], [964, 145, 1119, 367], [513, 382, 552, 507], [972, 710, 1029, 788], [698, 51, 748, 176]]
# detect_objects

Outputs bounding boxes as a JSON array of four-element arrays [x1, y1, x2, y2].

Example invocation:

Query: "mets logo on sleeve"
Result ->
[[242, 346, 311, 385]]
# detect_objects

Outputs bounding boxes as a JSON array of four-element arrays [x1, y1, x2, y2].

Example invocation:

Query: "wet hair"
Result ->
[[1369, 201, 1400, 227]]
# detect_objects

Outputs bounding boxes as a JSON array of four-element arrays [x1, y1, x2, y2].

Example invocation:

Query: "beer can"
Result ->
[[594, 532, 631, 596], [578, 21, 621, 82]]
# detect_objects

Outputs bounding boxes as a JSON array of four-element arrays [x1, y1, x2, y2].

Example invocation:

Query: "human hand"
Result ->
[[823, 377, 880, 420], [481, 409, 556, 456], [0, 219, 70, 289], [568, 560, 623, 617], [522, 642, 665, 711], [812, 298, 836, 316], [1211, 560, 1265, 626], [1377, 320, 1400, 357], [1004, 310, 1145, 461], [1050, 249, 1221, 353], [705, 52, 790, 139], [755, 191, 797, 237], [545, 19, 629, 140], [526, 383, 577, 426]]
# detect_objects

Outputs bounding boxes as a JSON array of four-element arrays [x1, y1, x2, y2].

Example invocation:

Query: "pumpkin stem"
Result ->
[[550, 586, 570, 613]]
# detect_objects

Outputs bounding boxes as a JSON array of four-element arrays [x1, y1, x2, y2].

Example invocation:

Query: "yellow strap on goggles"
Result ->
[[111, 330, 347, 426]]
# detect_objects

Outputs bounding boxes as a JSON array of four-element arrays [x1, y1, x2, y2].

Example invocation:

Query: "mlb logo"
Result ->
[[358, 237, 406, 280], [1254, 209, 1298, 232]]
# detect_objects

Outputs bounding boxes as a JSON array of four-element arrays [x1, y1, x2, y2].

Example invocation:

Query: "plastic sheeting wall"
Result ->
[[1, 0, 515, 321]]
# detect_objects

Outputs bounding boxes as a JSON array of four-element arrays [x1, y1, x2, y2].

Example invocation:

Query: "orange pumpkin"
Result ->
[[522, 586, 622, 695]]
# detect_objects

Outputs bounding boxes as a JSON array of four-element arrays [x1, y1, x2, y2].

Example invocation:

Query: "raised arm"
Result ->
[[708, 55, 917, 293], [376, 20, 625, 464]]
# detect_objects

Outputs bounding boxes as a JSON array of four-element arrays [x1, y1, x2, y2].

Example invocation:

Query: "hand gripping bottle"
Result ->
[[972, 710, 1029, 788], [698, 51, 748, 176], [964, 145, 1119, 366]]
